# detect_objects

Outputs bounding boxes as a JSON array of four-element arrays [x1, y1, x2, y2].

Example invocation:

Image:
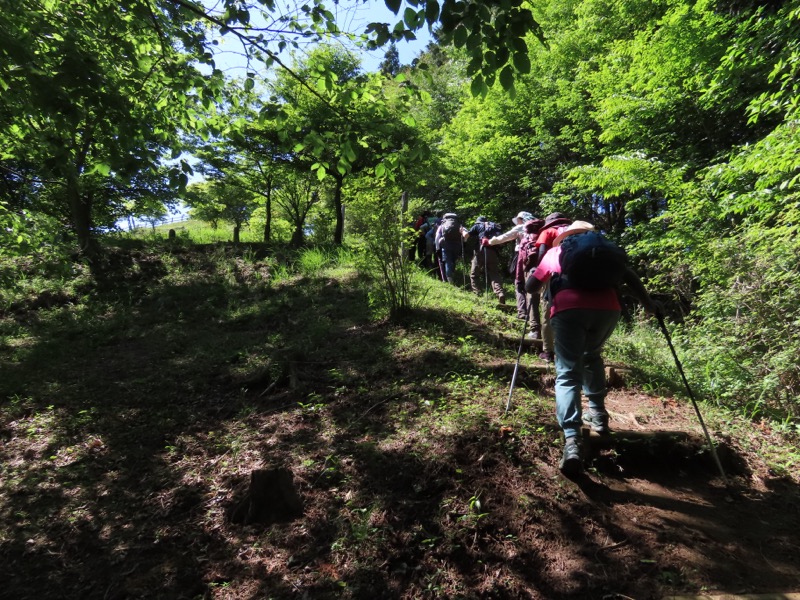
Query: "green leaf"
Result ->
[[454, 25, 468, 48], [470, 74, 485, 97], [91, 163, 111, 176], [317, 165, 327, 181], [343, 143, 357, 163], [512, 51, 531, 74], [425, 0, 440, 25], [385, 0, 402, 15], [466, 31, 482, 51], [375, 163, 386, 177], [404, 7, 417, 28], [499, 65, 514, 91]]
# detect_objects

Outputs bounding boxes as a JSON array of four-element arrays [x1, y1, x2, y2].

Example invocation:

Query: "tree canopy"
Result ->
[[2, 0, 799, 416]]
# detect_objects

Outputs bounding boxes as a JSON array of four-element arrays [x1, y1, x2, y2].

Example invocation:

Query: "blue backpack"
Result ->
[[557, 231, 627, 290]]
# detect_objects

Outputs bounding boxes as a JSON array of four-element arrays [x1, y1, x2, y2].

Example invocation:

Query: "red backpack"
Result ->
[[515, 219, 544, 282]]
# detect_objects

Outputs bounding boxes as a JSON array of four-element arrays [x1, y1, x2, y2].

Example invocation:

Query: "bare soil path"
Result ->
[[1, 251, 798, 599]]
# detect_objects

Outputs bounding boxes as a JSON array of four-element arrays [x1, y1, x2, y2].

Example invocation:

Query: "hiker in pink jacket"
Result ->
[[526, 221, 658, 475]]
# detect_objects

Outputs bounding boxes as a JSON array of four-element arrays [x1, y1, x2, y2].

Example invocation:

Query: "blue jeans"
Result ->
[[551, 308, 621, 439], [440, 241, 462, 282]]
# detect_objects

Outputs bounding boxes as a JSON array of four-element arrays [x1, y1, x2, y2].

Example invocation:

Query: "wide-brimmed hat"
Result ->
[[543, 212, 572, 228], [512, 211, 534, 225], [553, 220, 595, 246], [524, 217, 545, 234], [443, 212, 458, 219]]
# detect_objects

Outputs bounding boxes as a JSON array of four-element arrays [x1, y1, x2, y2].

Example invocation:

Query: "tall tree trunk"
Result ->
[[67, 122, 98, 259], [66, 172, 97, 257], [400, 191, 408, 258], [290, 225, 304, 247], [333, 174, 344, 245], [262, 175, 273, 243]]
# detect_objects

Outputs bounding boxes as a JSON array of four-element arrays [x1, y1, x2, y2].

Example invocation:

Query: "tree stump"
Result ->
[[605, 366, 625, 388], [228, 468, 303, 525]]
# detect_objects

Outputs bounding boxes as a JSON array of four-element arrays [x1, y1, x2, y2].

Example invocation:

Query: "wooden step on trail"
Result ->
[[582, 428, 700, 449], [496, 331, 543, 348]]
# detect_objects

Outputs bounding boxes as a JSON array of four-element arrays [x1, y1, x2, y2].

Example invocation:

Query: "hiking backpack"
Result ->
[[440, 215, 462, 243], [516, 232, 540, 277], [556, 231, 628, 290], [479, 220, 503, 242]]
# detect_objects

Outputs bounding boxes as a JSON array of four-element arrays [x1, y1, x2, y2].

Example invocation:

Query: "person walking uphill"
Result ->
[[464, 216, 506, 303], [435, 213, 466, 285], [525, 221, 659, 475], [532, 212, 574, 362], [484, 211, 537, 321]]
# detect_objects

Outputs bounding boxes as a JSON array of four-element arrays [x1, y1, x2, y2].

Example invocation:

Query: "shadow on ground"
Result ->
[[1, 248, 798, 599]]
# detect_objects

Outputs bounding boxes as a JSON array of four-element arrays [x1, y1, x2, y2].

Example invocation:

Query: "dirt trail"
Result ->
[[2, 253, 799, 599]]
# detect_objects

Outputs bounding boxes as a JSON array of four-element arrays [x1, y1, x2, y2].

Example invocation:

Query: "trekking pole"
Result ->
[[505, 311, 530, 414], [656, 314, 729, 486], [461, 236, 467, 288], [484, 246, 489, 299]]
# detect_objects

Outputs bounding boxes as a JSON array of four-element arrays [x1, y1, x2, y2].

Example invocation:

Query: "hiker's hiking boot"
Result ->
[[498, 295, 506, 305], [582, 408, 610, 435], [528, 326, 541, 340], [559, 437, 582, 475], [538, 350, 554, 362]]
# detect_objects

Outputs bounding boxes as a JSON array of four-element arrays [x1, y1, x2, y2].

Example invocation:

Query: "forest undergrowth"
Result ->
[[1, 242, 798, 599]]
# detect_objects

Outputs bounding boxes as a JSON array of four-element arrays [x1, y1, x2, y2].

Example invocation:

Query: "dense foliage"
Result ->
[[2, 0, 798, 421]]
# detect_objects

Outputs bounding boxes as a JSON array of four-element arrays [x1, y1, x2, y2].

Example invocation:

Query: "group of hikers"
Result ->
[[408, 209, 660, 476]]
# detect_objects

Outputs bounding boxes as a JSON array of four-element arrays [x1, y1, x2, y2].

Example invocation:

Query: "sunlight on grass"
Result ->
[[296, 247, 334, 276], [126, 219, 263, 243], [4, 237, 800, 600]]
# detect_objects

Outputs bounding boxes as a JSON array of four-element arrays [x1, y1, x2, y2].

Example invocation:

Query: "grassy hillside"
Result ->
[[1, 240, 799, 599]]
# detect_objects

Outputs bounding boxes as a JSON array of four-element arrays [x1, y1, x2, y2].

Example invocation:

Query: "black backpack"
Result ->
[[440, 215, 462, 243], [479, 220, 503, 241], [556, 231, 628, 290]]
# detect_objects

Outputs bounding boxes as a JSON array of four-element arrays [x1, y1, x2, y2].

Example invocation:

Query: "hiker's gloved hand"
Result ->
[[647, 299, 665, 317], [480, 237, 490, 247], [525, 274, 542, 294], [515, 280, 525, 294]]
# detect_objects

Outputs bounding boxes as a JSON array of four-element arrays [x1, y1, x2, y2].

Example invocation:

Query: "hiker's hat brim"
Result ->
[[543, 217, 572, 229], [512, 211, 534, 225], [553, 220, 595, 246], [543, 212, 572, 229]]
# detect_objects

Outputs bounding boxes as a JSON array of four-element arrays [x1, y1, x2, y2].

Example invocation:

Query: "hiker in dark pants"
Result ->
[[464, 216, 506, 304], [426, 213, 443, 278], [525, 221, 659, 475]]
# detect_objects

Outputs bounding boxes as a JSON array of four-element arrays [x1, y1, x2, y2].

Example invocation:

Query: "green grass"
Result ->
[[122, 218, 264, 243], [2, 236, 799, 599]]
